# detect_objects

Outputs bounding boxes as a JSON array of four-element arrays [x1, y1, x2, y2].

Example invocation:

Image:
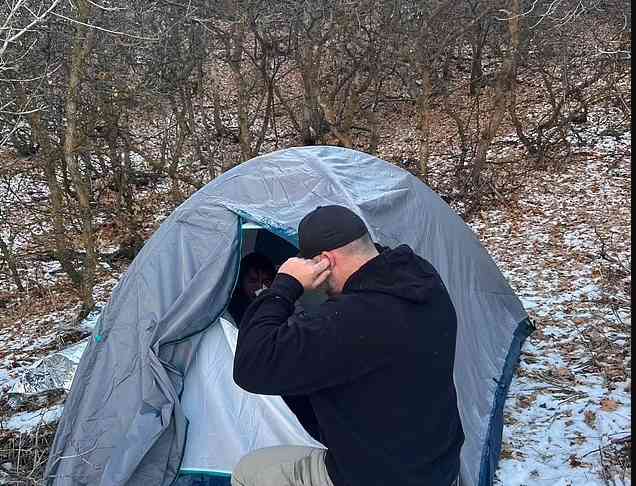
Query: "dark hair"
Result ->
[[237, 252, 275, 284], [228, 252, 275, 325]]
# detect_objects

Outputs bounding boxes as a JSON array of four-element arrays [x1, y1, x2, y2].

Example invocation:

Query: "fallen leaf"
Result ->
[[552, 367, 575, 381], [500, 443, 515, 460], [569, 454, 583, 467], [600, 399, 619, 412], [517, 395, 536, 408]]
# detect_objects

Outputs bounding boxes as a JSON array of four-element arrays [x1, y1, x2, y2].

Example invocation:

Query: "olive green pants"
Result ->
[[231, 445, 460, 486], [231, 446, 333, 486]]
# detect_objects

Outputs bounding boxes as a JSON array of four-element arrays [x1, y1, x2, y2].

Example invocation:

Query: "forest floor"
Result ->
[[473, 117, 631, 485], [0, 107, 631, 484]]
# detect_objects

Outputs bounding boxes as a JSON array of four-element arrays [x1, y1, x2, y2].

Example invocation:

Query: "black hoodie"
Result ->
[[233, 245, 464, 486]]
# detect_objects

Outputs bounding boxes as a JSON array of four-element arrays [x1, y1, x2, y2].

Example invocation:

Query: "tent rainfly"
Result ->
[[45, 146, 533, 486]]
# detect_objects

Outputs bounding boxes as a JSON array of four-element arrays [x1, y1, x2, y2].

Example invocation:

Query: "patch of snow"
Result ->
[[2, 405, 63, 434], [0, 369, 12, 390], [79, 307, 102, 331], [2, 405, 64, 434], [476, 122, 631, 484]]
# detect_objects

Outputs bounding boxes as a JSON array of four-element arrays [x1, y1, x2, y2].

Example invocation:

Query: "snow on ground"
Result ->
[[0, 168, 56, 294], [2, 405, 63, 434], [0, 288, 110, 395], [469, 123, 631, 485]]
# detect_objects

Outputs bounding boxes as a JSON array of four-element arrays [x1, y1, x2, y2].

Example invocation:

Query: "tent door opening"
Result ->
[[239, 222, 327, 312], [176, 223, 326, 485], [240, 222, 297, 264]]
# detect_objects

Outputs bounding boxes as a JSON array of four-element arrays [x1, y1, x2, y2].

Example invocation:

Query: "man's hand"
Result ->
[[278, 257, 331, 291]]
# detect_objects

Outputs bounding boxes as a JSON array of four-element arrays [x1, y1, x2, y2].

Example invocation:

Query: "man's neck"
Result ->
[[340, 251, 379, 289]]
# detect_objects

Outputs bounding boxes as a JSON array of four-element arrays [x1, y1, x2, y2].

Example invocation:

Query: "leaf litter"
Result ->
[[467, 118, 631, 485]]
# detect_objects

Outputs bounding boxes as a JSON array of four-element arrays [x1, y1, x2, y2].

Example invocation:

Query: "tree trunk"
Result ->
[[106, 109, 143, 258], [467, 0, 520, 215], [338, 74, 370, 149], [416, 67, 433, 183], [29, 108, 83, 289], [211, 75, 228, 139], [470, 41, 484, 97], [229, 20, 253, 161], [300, 43, 324, 145], [63, 0, 96, 319], [366, 68, 382, 155], [274, 84, 302, 134], [469, 18, 486, 97], [120, 137, 144, 257], [0, 235, 24, 292], [254, 80, 274, 155]]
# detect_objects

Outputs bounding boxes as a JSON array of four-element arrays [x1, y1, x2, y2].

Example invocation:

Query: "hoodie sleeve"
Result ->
[[233, 274, 395, 396], [282, 395, 322, 442]]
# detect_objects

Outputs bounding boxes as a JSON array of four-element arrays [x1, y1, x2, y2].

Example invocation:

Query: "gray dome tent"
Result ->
[[45, 146, 533, 486]]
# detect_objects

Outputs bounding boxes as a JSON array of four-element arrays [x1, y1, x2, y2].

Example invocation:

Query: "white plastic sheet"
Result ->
[[180, 317, 324, 474]]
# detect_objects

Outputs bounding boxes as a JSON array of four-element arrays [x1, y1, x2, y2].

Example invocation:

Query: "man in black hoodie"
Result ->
[[232, 205, 464, 486]]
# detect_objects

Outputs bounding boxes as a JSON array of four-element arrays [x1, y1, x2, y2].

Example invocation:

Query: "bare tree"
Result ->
[[0, 0, 62, 150]]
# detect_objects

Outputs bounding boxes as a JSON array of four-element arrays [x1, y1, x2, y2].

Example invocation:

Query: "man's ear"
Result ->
[[320, 251, 335, 268]]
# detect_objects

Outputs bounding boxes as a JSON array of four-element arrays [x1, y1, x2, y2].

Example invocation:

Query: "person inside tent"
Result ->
[[231, 205, 464, 486], [227, 252, 276, 325]]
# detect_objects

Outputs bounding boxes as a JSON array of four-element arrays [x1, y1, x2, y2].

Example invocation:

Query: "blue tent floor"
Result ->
[[175, 470, 231, 486]]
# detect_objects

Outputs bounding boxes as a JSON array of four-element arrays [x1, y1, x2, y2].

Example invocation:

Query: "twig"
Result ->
[[598, 439, 618, 486], [610, 434, 631, 445], [50, 12, 159, 41]]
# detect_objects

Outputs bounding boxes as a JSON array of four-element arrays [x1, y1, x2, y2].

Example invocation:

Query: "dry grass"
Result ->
[[0, 423, 58, 486]]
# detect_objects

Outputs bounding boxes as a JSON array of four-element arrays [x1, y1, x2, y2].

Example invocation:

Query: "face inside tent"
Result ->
[[176, 223, 328, 485], [45, 146, 533, 486]]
